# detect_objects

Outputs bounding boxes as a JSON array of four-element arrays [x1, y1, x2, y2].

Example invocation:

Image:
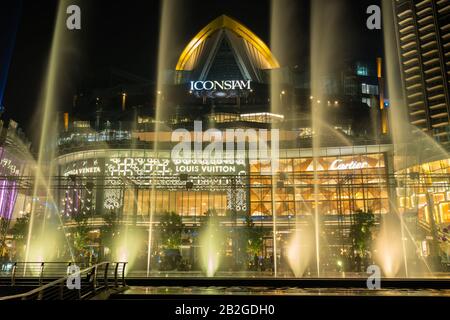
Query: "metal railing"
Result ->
[[0, 262, 127, 300]]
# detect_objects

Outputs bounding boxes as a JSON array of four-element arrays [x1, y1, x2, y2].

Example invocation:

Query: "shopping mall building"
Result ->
[[53, 15, 450, 269], [0, 119, 33, 258]]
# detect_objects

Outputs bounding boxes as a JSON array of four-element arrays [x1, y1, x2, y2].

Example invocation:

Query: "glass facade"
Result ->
[[249, 153, 389, 217], [58, 149, 390, 220], [396, 158, 450, 225], [59, 152, 248, 218]]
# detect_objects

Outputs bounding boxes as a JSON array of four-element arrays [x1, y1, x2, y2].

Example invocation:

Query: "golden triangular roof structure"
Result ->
[[176, 15, 280, 72]]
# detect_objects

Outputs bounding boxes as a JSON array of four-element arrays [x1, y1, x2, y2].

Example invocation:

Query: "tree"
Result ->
[[72, 212, 90, 259], [0, 217, 10, 258], [101, 210, 120, 251], [159, 212, 183, 249], [349, 209, 375, 257], [243, 216, 264, 256], [9, 213, 30, 260]]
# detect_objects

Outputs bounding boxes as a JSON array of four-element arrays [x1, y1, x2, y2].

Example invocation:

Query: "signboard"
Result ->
[[190, 80, 251, 91], [330, 159, 369, 171], [189, 80, 252, 98], [63, 159, 102, 176], [63, 157, 248, 213]]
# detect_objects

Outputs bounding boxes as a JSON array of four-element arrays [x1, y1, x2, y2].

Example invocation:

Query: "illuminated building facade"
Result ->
[[0, 119, 32, 258], [393, 0, 450, 146], [56, 15, 419, 269]]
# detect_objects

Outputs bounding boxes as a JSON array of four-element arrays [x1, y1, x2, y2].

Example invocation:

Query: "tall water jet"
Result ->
[[382, 0, 411, 150], [114, 226, 140, 275], [147, 0, 185, 276], [270, 0, 296, 115], [287, 228, 313, 278], [270, 0, 296, 277], [25, 0, 81, 264], [380, 0, 410, 277], [310, 0, 343, 277], [199, 217, 223, 277], [374, 215, 403, 277]]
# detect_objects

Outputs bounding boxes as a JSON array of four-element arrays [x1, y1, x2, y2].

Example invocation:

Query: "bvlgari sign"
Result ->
[[190, 80, 252, 91]]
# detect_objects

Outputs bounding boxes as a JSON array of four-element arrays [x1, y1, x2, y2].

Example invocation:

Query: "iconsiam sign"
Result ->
[[190, 80, 252, 91]]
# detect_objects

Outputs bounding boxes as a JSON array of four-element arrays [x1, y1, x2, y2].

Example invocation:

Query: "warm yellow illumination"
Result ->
[[63, 112, 69, 132], [176, 15, 280, 71], [121, 93, 127, 111], [377, 57, 382, 79]]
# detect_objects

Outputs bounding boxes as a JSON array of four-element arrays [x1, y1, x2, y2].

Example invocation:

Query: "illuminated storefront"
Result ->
[[396, 158, 450, 226], [0, 120, 33, 259], [396, 158, 450, 262], [57, 145, 391, 222], [250, 151, 389, 217], [58, 150, 248, 219]]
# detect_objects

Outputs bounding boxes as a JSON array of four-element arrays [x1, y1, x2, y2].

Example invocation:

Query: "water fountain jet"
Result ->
[[287, 227, 313, 278]]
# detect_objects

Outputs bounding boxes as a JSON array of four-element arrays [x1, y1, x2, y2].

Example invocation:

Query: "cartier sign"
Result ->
[[330, 159, 369, 171]]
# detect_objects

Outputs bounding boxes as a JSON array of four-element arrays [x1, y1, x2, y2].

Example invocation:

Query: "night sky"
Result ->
[[0, 0, 382, 141]]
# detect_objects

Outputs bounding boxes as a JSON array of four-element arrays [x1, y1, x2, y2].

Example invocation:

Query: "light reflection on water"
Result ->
[[125, 271, 450, 279], [122, 286, 450, 297]]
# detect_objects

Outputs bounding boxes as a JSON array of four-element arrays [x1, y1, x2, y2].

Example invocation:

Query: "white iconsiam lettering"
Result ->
[[190, 80, 252, 91]]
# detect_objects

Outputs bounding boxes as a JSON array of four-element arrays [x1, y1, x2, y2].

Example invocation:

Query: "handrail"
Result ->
[[0, 262, 127, 300]]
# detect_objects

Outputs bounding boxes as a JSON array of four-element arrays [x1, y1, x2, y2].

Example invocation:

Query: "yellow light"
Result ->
[[377, 57, 382, 78], [176, 15, 280, 71], [121, 93, 127, 111], [63, 112, 69, 132]]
